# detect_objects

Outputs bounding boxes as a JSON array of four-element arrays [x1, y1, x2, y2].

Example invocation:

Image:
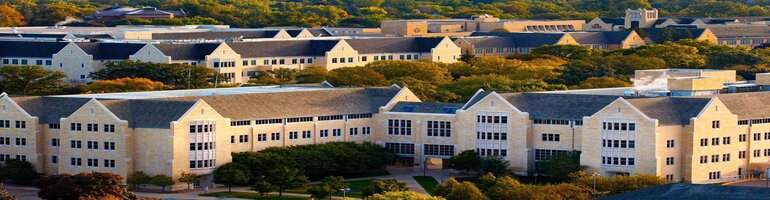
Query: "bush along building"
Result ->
[[3, 69, 770, 189]]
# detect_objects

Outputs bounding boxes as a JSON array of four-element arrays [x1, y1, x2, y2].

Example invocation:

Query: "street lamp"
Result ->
[[340, 188, 351, 199], [591, 172, 599, 191]]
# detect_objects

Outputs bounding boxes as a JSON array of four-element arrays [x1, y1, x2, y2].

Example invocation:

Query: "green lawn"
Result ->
[[200, 191, 307, 200], [413, 176, 440, 195], [285, 179, 384, 198]]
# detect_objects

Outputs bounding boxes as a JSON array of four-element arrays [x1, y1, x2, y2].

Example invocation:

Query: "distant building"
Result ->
[[381, 14, 585, 37], [455, 31, 645, 57], [93, 6, 187, 22]]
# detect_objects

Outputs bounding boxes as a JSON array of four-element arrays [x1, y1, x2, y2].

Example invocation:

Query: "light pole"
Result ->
[[340, 188, 350, 199], [591, 171, 599, 191]]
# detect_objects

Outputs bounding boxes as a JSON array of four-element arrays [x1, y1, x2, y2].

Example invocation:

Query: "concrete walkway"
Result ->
[[5, 167, 464, 200]]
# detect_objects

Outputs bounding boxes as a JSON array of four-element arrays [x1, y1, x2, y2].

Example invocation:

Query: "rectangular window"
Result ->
[[289, 131, 298, 139], [426, 121, 451, 137], [349, 128, 359, 136], [257, 133, 267, 141], [70, 140, 82, 149], [723, 153, 731, 162], [739, 151, 747, 159], [70, 158, 82, 166], [666, 140, 675, 148], [387, 119, 412, 135], [755, 133, 762, 141], [271, 133, 280, 141], [103, 124, 115, 133], [104, 159, 116, 168], [424, 144, 455, 156], [740, 134, 747, 142], [86, 141, 98, 149], [666, 157, 675, 165], [541, 133, 560, 142], [320, 129, 329, 137], [712, 120, 720, 129], [51, 138, 59, 146], [385, 143, 415, 154], [86, 158, 99, 167], [0, 120, 8, 128], [104, 142, 115, 150], [302, 131, 311, 138], [86, 123, 98, 132], [700, 155, 708, 164], [723, 137, 731, 145], [14, 121, 25, 129], [700, 138, 708, 147], [51, 156, 58, 164], [333, 129, 342, 137], [71, 123, 83, 131], [14, 138, 26, 146]]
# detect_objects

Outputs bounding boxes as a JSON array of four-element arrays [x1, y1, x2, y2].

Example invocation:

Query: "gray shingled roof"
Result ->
[[462, 91, 492, 110], [0, 41, 68, 58], [76, 43, 145, 60], [707, 26, 770, 38], [345, 38, 444, 54], [603, 183, 770, 200], [153, 43, 220, 60], [501, 93, 618, 120], [11, 96, 91, 125], [227, 40, 339, 57], [390, 102, 464, 114], [157, 88, 400, 120], [716, 91, 770, 120], [626, 97, 711, 125], [569, 32, 632, 44], [600, 18, 625, 25], [454, 37, 516, 48], [470, 32, 567, 47], [152, 31, 279, 40]]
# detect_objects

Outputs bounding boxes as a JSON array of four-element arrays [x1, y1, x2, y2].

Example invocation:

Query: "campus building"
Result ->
[[381, 14, 585, 37], [92, 6, 187, 23], [0, 37, 461, 83], [3, 69, 770, 189], [455, 31, 646, 57]]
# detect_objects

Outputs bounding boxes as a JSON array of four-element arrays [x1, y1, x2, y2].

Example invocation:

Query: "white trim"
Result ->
[[382, 87, 421, 110], [461, 89, 485, 110], [464, 91, 523, 113], [65, 98, 126, 123], [589, 97, 654, 121], [0, 94, 37, 119]]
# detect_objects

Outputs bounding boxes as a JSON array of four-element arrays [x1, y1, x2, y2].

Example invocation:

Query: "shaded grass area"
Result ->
[[201, 191, 307, 200], [286, 179, 385, 198], [413, 176, 440, 195]]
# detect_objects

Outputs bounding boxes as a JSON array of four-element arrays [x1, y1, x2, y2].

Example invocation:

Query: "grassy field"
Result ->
[[286, 179, 386, 198], [413, 176, 440, 195], [200, 191, 307, 200]]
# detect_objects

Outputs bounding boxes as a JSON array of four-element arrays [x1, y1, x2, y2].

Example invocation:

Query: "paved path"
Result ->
[[5, 167, 465, 200]]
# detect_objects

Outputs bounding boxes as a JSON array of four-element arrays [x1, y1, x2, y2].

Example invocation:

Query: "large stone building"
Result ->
[[0, 37, 461, 83], [3, 69, 770, 189], [455, 31, 646, 57], [381, 14, 585, 37], [92, 6, 187, 23]]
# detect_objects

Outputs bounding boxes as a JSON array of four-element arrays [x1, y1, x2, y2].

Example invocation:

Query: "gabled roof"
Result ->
[[626, 97, 711, 125], [0, 41, 68, 58], [462, 91, 492, 110], [227, 40, 339, 57], [389, 102, 464, 114], [716, 91, 770, 120], [707, 25, 770, 38], [569, 31, 634, 44], [11, 96, 91, 125], [156, 88, 400, 120], [500, 93, 618, 120], [100, 99, 196, 128], [75, 43, 145, 60], [470, 32, 568, 47], [600, 18, 625, 25], [151, 31, 280, 40], [345, 37, 444, 54], [642, 28, 707, 43], [152, 43, 220, 60], [453, 37, 516, 48]]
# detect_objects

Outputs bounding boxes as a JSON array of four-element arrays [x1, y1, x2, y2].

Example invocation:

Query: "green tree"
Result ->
[[480, 156, 511, 177], [632, 43, 706, 69], [367, 60, 452, 83], [366, 191, 445, 200], [706, 50, 767, 69], [266, 167, 308, 197], [35, 172, 138, 200], [327, 67, 388, 87], [435, 178, 486, 200], [85, 77, 170, 93], [0, 65, 68, 95], [557, 60, 615, 86], [89, 60, 218, 89], [251, 181, 275, 196], [449, 150, 482, 173], [531, 44, 594, 60], [295, 66, 328, 83], [535, 151, 583, 182], [126, 171, 151, 190], [362, 179, 408, 197], [150, 175, 175, 192], [0, 159, 37, 185], [214, 163, 251, 193], [308, 185, 335, 199], [178, 172, 200, 191], [440, 75, 565, 102], [572, 77, 632, 89]]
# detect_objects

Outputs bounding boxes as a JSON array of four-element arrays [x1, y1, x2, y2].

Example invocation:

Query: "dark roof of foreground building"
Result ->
[[470, 32, 567, 47], [227, 40, 340, 57], [153, 43, 220, 60], [716, 91, 770, 120], [626, 97, 711, 125], [345, 37, 445, 54], [157, 88, 401, 120], [151, 31, 281, 40], [454, 37, 516, 48], [569, 31, 633, 44], [0, 41, 68, 58], [602, 183, 770, 200], [501, 93, 619, 120], [707, 25, 770, 38], [390, 102, 464, 114], [75, 43, 145, 60], [600, 18, 625, 25]]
